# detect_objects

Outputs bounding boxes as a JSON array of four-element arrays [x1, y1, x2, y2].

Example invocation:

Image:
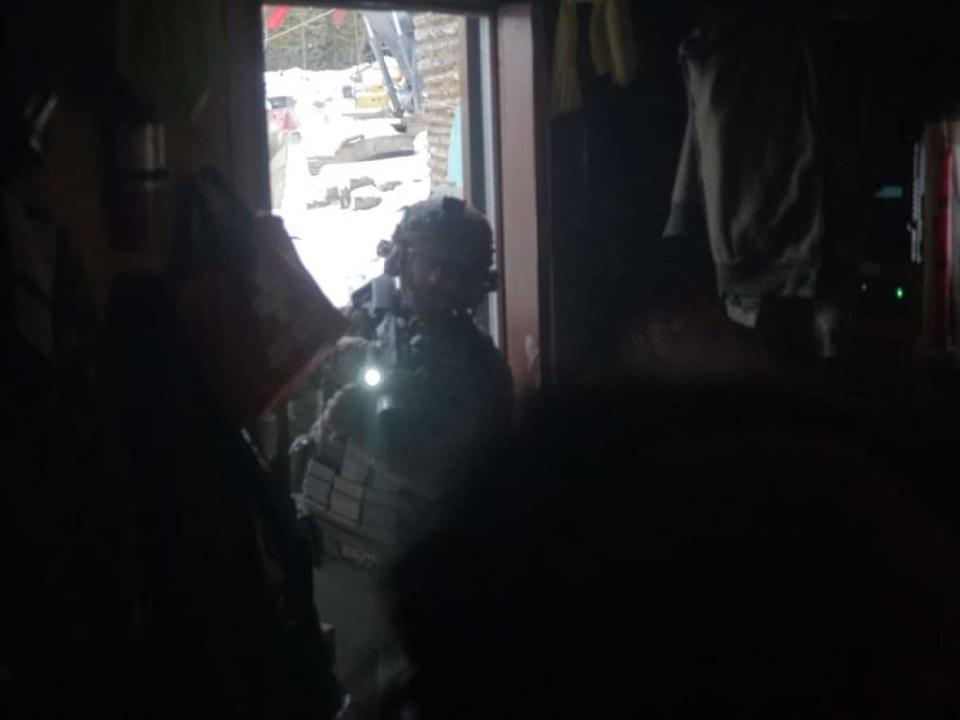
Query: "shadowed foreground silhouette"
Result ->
[[386, 384, 960, 719]]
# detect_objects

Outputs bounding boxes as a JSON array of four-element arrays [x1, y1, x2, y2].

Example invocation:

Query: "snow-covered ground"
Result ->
[[267, 64, 430, 308]]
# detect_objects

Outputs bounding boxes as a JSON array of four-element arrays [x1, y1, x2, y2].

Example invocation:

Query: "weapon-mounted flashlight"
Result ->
[[363, 367, 384, 388]]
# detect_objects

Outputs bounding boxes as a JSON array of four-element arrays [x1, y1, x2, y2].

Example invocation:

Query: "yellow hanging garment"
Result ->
[[551, 0, 582, 116], [551, 0, 639, 116]]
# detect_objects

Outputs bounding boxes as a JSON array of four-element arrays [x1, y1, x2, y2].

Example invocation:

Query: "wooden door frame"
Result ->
[[494, 1, 552, 395]]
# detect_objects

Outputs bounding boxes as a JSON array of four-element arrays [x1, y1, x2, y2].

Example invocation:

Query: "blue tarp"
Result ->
[[447, 103, 463, 188]]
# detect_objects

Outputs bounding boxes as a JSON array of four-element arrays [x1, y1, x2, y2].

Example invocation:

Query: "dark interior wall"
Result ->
[[545, 3, 698, 383], [3, 0, 256, 305], [3, 1, 117, 301]]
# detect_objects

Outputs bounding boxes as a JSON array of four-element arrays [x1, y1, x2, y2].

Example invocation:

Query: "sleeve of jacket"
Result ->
[[663, 110, 700, 239]]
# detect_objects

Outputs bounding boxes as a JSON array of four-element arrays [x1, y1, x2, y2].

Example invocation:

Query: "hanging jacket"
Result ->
[[664, 9, 825, 307]]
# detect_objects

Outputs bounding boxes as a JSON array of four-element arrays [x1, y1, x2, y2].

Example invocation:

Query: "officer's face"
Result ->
[[404, 246, 476, 315]]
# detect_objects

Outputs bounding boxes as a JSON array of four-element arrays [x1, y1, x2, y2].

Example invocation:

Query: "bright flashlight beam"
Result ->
[[363, 368, 383, 387]]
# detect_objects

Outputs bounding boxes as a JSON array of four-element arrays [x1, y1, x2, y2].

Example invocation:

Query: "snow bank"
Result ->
[[268, 62, 430, 309], [265, 58, 401, 106]]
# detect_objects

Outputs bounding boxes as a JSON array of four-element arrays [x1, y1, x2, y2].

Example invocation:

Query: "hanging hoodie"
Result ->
[[664, 9, 825, 326]]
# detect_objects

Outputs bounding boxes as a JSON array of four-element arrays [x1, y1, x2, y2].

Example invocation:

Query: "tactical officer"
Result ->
[[292, 196, 513, 520], [288, 197, 512, 718], [334, 196, 509, 481]]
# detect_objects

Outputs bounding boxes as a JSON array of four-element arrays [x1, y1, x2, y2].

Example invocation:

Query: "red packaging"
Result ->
[[178, 214, 347, 425]]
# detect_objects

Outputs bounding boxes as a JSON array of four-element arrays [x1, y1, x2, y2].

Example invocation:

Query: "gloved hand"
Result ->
[[322, 383, 372, 439]]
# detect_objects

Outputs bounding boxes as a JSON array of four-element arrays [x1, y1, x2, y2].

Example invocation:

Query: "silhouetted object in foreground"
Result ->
[[386, 384, 960, 719]]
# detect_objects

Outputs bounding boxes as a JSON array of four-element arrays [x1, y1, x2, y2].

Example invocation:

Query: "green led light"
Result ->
[[860, 282, 868, 293], [895, 286, 905, 300]]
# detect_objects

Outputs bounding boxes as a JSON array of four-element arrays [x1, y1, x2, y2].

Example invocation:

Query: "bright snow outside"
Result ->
[[266, 60, 431, 309]]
